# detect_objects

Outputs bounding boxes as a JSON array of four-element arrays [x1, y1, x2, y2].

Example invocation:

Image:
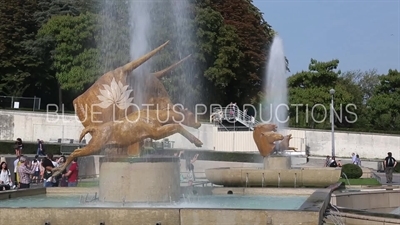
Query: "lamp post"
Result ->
[[329, 89, 336, 157]]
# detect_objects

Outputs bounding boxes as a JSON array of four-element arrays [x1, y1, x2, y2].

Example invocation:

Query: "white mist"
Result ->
[[264, 36, 289, 132]]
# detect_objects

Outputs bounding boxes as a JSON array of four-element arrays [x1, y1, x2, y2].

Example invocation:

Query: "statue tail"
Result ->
[[79, 126, 96, 142]]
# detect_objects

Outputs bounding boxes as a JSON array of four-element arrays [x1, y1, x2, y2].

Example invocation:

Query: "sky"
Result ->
[[253, 0, 400, 75]]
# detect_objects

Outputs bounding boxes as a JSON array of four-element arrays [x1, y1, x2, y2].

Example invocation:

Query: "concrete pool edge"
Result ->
[[0, 207, 321, 225], [0, 186, 333, 225]]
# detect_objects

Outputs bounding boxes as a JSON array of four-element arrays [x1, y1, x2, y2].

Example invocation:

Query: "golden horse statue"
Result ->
[[252, 123, 284, 157], [53, 41, 201, 175]]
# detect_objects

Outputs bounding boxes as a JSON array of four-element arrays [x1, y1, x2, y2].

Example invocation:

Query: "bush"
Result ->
[[341, 163, 363, 179], [394, 163, 400, 173]]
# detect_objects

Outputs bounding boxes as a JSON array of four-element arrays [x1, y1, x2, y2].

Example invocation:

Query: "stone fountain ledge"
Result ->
[[205, 167, 342, 188], [212, 187, 316, 196]]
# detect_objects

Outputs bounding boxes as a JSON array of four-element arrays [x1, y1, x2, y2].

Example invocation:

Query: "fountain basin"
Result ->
[[99, 156, 180, 202], [205, 167, 341, 187], [0, 187, 332, 225]]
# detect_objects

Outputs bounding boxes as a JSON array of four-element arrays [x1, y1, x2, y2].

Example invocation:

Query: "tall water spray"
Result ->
[[264, 36, 288, 132], [128, 0, 195, 109], [129, 1, 152, 109], [171, 0, 197, 108]]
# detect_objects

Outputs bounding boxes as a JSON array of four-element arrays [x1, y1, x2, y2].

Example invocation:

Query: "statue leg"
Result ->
[[126, 142, 141, 156], [151, 124, 203, 147], [52, 126, 111, 177]]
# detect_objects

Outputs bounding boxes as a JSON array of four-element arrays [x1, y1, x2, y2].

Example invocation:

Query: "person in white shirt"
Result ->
[[13, 156, 20, 186], [351, 153, 357, 164], [31, 155, 40, 184], [1, 161, 13, 190]]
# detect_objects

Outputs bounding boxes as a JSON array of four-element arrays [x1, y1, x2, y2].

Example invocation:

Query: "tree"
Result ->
[[207, 0, 274, 105], [0, 0, 39, 96], [36, 13, 100, 94], [288, 59, 358, 129], [367, 69, 400, 130], [341, 69, 380, 103], [35, 0, 98, 26]]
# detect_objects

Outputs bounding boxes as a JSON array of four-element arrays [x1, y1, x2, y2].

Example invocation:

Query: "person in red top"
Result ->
[[65, 158, 78, 187]]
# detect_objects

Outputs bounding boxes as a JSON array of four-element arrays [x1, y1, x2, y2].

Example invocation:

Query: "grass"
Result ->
[[77, 180, 99, 187], [339, 178, 381, 186]]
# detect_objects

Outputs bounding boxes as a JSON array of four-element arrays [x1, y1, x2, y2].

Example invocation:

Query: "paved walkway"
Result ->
[[373, 172, 400, 185]]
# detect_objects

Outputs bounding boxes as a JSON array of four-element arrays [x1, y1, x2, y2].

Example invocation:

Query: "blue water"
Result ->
[[0, 194, 307, 210]]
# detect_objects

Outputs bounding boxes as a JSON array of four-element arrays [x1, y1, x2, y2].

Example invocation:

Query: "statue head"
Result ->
[[283, 134, 292, 141], [253, 128, 284, 157], [262, 132, 284, 144]]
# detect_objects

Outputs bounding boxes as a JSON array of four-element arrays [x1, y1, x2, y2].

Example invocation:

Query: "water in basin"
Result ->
[[0, 194, 308, 210]]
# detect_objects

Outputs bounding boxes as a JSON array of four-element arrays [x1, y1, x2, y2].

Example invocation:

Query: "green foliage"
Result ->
[[339, 178, 380, 186], [394, 163, 400, 173], [288, 59, 357, 128], [37, 13, 100, 92], [196, 7, 242, 87], [367, 69, 400, 130], [207, 0, 273, 105], [341, 164, 363, 179], [0, 0, 399, 135], [0, 141, 61, 155], [0, 0, 40, 96]]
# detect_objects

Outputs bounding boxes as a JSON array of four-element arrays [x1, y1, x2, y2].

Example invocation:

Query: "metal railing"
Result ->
[[211, 106, 261, 130], [0, 95, 41, 111]]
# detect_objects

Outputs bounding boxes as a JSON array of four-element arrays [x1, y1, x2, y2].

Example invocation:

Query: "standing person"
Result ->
[[31, 155, 40, 184], [0, 162, 12, 190], [58, 156, 68, 187], [250, 115, 255, 128], [36, 139, 46, 156], [355, 154, 362, 166], [65, 158, 79, 187], [185, 153, 199, 186], [384, 152, 397, 184], [324, 155, 331, 167], [42, 153, 55, 187], [15, 138, 23, 156], [13, 155, 20, 187], [17, 156, 37, 189], [39, 158, 45, 183], [351, 153, 357, 164]]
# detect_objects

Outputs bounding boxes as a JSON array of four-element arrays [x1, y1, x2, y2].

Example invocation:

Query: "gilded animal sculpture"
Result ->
[[278, 134, 298, 151], [53, 108, 202, 176], [53, 41, 202, 175], [252, 123, 284, 157]]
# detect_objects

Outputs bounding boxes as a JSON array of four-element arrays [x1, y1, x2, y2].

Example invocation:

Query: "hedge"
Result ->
[[0, 141, 61, 155], [341, 163, 363, 179]]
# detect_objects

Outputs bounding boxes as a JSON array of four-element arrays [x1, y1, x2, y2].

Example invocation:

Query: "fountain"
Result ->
[[264, 36, 288, 131], [0, 39, 341, 223], [0, 11, 342, 225], [205, 36, 341, 188]]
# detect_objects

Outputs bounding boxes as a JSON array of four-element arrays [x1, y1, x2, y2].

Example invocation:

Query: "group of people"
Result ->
[[0, 137, 79, 190], [324, 151, 397, 184], [325, 156, 342, 167], [325, 153, 362, 168], [1, 154, 79, 190]]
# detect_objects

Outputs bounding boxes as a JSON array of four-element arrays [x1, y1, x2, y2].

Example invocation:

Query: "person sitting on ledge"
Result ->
[[329, 156, 338, 168]]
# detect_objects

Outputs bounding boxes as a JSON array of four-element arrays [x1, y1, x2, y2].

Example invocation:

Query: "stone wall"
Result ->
[[1, 110, 399, 159]]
